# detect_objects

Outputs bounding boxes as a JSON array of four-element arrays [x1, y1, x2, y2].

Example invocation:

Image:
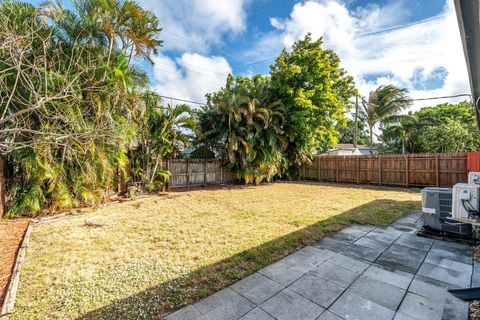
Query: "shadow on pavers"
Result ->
[[75, 198, 420, 320]]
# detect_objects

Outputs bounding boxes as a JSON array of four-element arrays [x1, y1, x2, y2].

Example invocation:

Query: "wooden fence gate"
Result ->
[[301, 152, 474, 187]]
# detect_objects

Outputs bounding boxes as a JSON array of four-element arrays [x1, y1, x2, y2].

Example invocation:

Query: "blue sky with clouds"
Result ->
[[29, 0, 470, 110]]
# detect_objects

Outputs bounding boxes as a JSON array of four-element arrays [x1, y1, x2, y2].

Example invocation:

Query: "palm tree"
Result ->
[[360, 85, 412, 154], [382, 115, 419, 154]]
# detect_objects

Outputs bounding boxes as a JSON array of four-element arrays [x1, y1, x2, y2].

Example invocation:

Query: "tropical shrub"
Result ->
[[0, 0, 162, 216], [198, 75, 288, 184]]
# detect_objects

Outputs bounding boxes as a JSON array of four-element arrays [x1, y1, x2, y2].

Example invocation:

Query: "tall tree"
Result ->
[[198, 75, 288, 184], [270, 34, 356, 167], [0, 0, 162, 216], [359, 85, 412, 153]]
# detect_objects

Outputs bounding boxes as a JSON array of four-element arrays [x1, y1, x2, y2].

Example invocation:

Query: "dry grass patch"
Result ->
[[12, 182, 420, 320]]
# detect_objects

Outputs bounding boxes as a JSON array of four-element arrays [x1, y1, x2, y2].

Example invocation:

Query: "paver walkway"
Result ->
[[166, 213, 477, 320]]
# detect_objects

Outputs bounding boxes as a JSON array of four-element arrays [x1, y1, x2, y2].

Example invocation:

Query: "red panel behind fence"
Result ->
[[467, 152, 480, 172]]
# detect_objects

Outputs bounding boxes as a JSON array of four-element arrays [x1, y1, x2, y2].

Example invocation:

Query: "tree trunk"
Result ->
[[369, 127, 373, 155], [0, 155, 6, 218], [402, 137, 406, 154]]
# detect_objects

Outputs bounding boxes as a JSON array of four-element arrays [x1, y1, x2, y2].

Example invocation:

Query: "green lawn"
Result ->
[[12, 182, 420, 320]]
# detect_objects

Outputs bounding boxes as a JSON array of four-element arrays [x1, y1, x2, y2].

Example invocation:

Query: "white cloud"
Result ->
[[151, 53, 232, 105], [139, 0, 249, 53], [253, 0, 469, 111]]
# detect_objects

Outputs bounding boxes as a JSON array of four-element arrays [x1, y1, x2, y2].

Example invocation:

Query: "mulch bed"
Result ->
[[0, 218, 30, 309]]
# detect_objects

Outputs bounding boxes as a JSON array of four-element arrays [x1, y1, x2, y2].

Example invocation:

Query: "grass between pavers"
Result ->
[[11, 182, 421, 320]]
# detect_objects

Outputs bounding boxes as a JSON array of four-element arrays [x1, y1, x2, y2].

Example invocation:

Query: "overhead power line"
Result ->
[[157, 93, 471, 110], [358, 15, 446, 37], [407, 93, 471, 102], [157, 95, 207, 106]]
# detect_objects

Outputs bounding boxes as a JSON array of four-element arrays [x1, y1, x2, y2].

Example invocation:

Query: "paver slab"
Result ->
[[290, 273, 344, 308], [397, 293, 445, 320], [328, 253, 370, 273], [376, 244, 427, 273], [316, 310, 343, 320], [312, 237, 349, 252], [260, 289, 324, 320], [340, 242, 385, 262], [442, 297, 469, 320], [165, 306, 205, 320], [393, 312, 417, 320], [348, 275, 406, 310], [194, 288, 255, 320], [330, 292, 395, 320], [429, 248, 473, 265], [239, 308, 275, 320], [328, 225, 371, 243], [354, 236, 391, 251], [310, 261, 360, 289], [424, 252, 472, 273], [364, 227, 403, 243], [417, 262, 471, 287], [394, 233, 433, 252], [432, 240, 472, 256], [231, 272, 284, 305], [258, 257, 309, 286], [363, 264, 414, 289], [408, 275, 458, 303], [472, 261, 480, 287]]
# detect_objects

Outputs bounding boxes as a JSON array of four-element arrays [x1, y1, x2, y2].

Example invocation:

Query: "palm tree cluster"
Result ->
[[198, 75, 288, 184], [0, 0, 168, 216], [359, 85, 413, 153]]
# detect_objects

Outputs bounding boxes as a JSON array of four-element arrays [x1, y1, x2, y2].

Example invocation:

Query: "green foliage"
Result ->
[[336, 118, 370, 146], [359, 85, 412, 153], [198, 35, 356, 183], [270, 34, 357, 164], [0, 0, 163, 216], [199, 75, 288, 184], [381, 101, 480, 153], [131, 92, 195, 192], [417, 120, 480, 153]]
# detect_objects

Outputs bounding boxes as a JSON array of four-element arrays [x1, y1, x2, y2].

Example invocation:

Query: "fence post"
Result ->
[[435, 154, 440, 187], [166, 160, 170, 190], [186, 158, 190, 188], [356, 156, 360, 184], [405, 154, 409, 187], [378, 155, 382, 186], [318, 157, 321, 181], [336, 157, 339, 183], [220, 166, 224, 184], [0, 156, 5, 218], [204, 159, 208, 186]]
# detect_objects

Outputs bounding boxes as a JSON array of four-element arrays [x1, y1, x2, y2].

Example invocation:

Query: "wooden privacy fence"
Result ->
[[163, 159, 234, 188], [301, 152, 474, 187]]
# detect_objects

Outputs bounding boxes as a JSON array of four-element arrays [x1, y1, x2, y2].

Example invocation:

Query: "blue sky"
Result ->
[[29, 0, 470, 110]]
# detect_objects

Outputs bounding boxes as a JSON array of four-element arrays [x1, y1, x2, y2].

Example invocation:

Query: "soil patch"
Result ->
[[0, 218, 30, 308]]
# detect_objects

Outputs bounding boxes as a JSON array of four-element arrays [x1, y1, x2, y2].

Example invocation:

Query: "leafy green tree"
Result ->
[[270, 34, 356, 166], [380, 101, 480, 154], [381, 114, 420, 154], [132, 93, 195, 192], [417, 120, 480, 152], [359, 85, 412, 153], [336, 118, 369, 146]]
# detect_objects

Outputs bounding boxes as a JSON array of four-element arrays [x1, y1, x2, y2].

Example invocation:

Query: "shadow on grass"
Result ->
[[76, 198, 420, 320]]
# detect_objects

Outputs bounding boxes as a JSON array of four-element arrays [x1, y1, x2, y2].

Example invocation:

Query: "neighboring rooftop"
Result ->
[[320, 144, 379, 156]]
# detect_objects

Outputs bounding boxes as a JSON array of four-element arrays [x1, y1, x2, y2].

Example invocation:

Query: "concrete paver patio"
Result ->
[[166, 213, 476, 320]]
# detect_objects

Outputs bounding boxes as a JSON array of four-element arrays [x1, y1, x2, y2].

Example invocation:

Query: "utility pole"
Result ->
[[354, 95, 359, 148]]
